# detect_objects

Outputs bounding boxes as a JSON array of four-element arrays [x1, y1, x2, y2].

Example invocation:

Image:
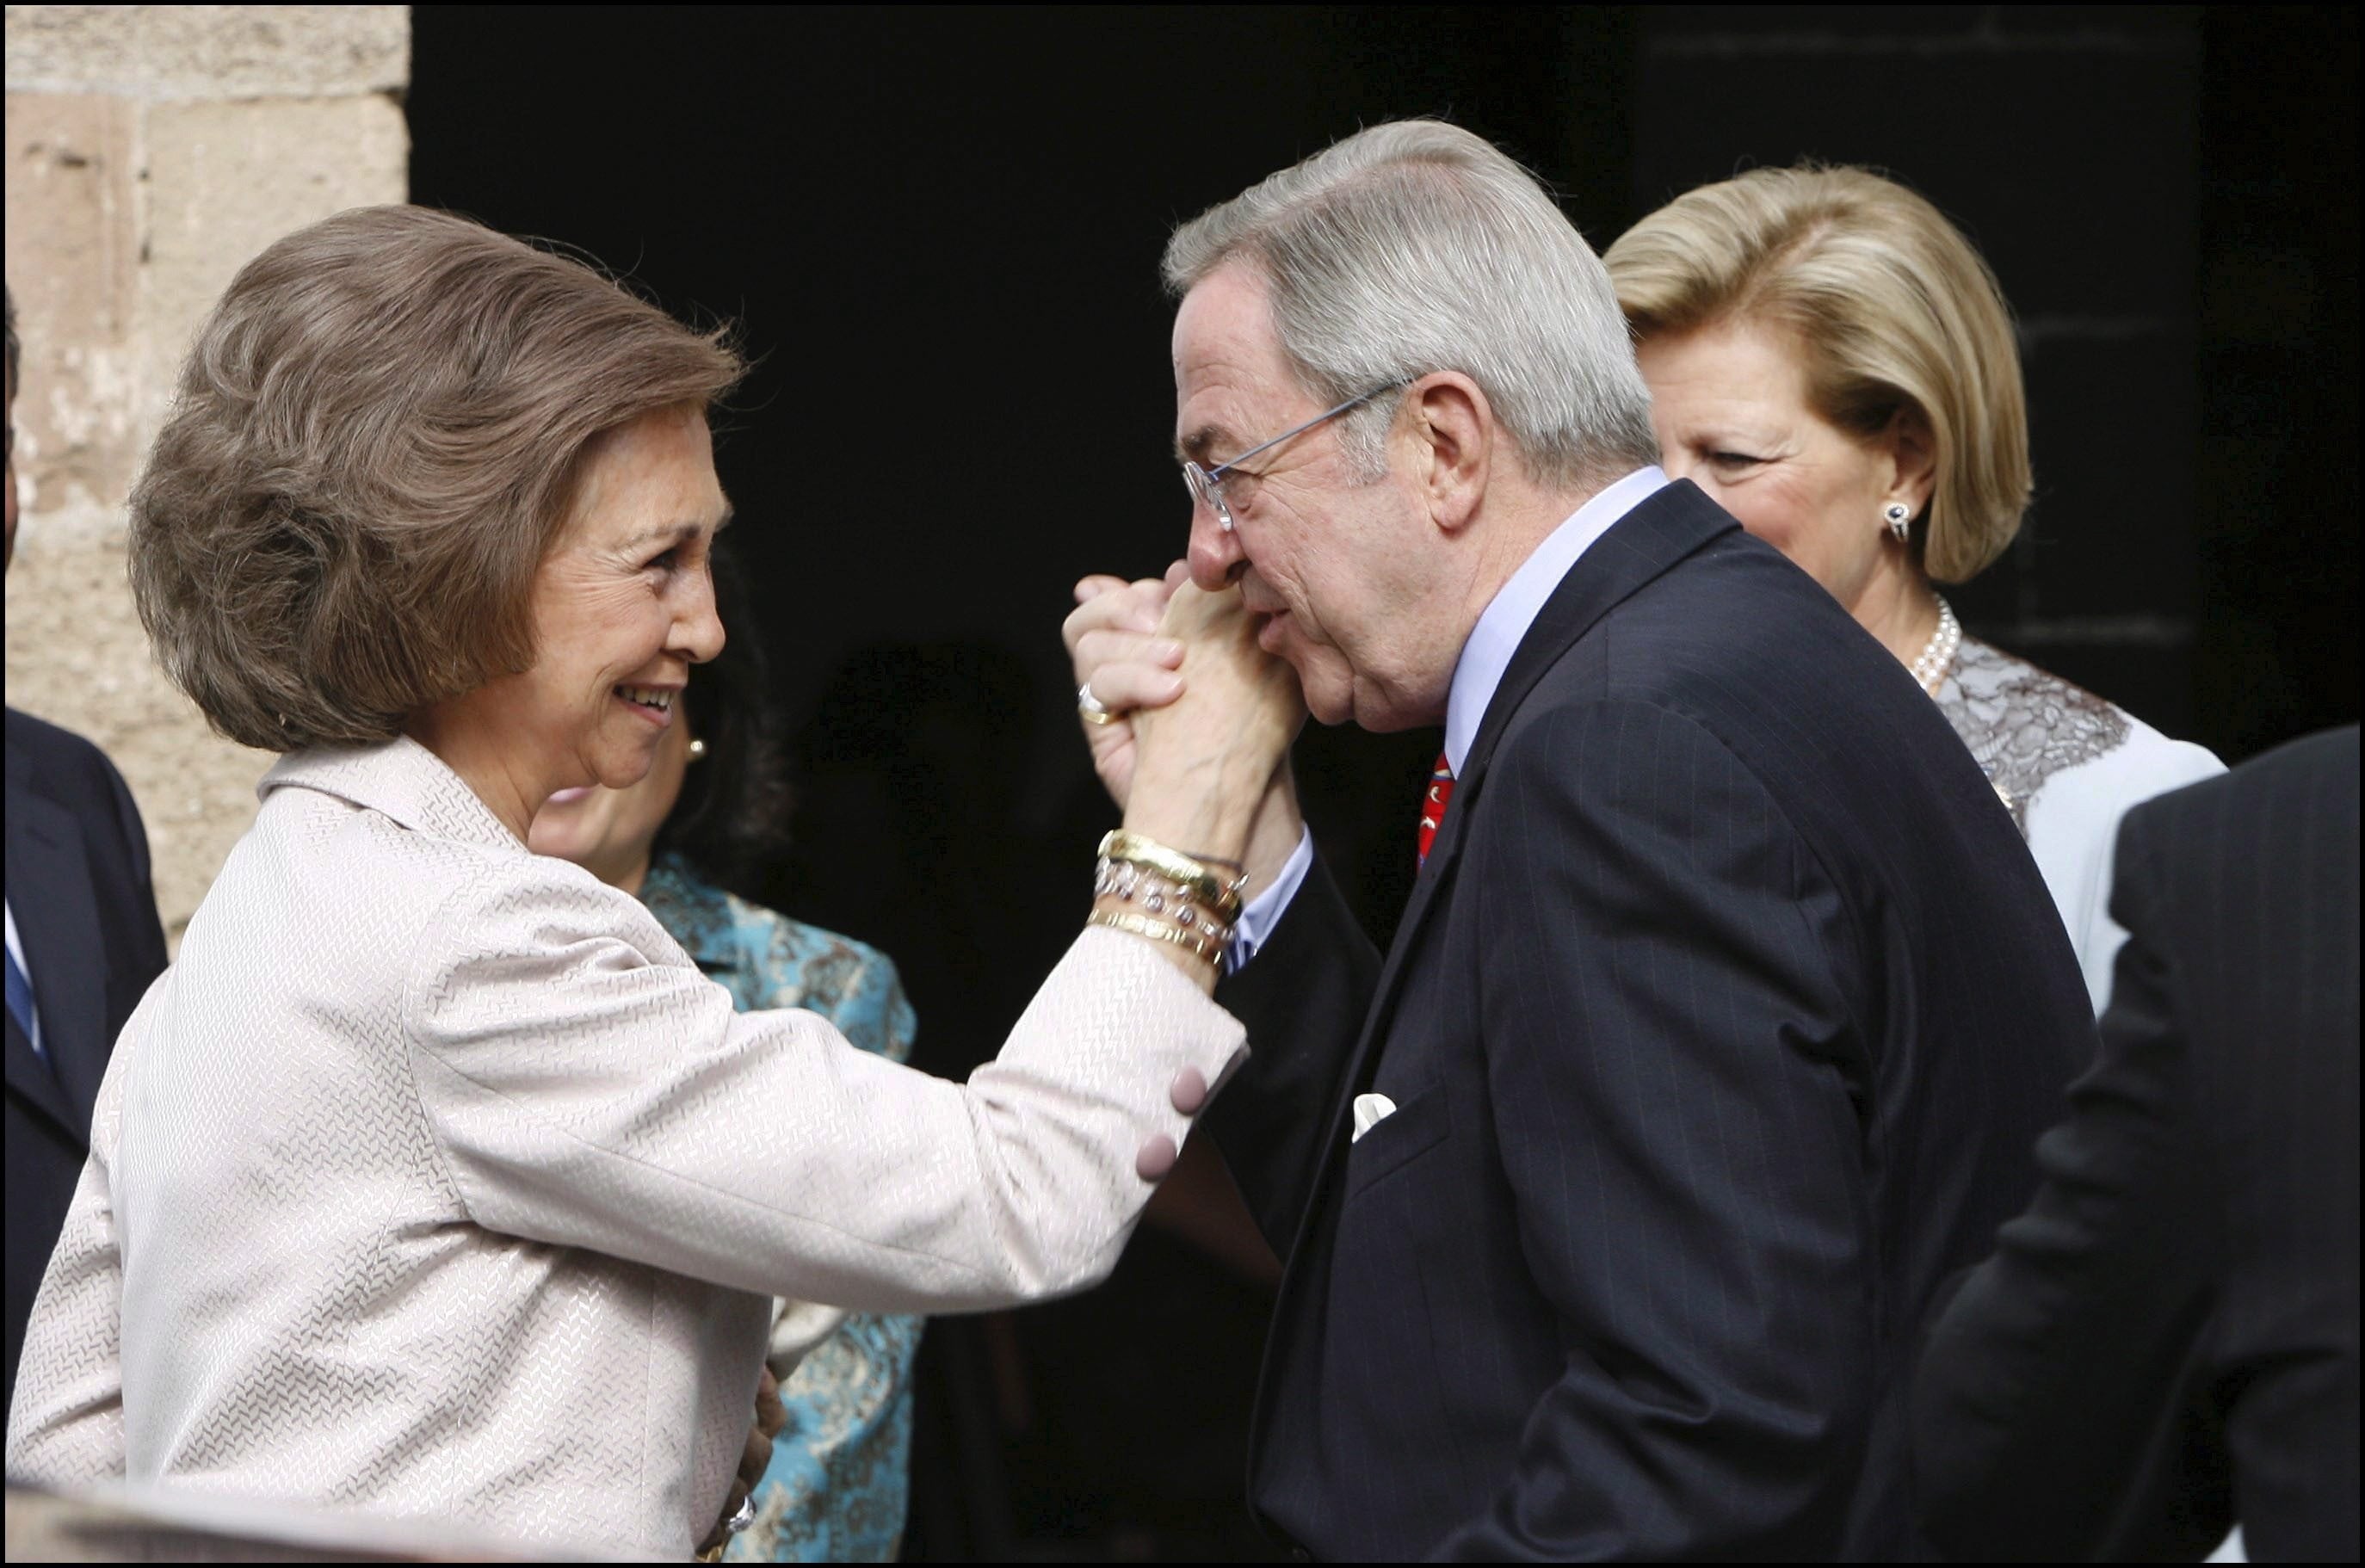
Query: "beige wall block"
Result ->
[[6, 7, 410, 948], [4, 92, 143, 528], [4, 5, 409, 101]]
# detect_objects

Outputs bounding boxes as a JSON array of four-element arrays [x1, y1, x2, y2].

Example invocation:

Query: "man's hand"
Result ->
[[696, 1364, 788, 1557], [1063, 563, 1189, 810], [1125, 580, 1308, 868]]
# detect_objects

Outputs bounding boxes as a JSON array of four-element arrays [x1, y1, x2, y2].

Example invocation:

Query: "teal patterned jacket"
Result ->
[[640, 854, 923, 1564]]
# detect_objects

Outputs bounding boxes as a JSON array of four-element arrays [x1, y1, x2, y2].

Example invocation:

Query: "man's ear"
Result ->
[[1884, 404, 1939, 517], [1413, 373, 1491, 535]]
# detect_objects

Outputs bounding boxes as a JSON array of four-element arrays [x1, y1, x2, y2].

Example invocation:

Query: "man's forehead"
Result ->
[[1172, 262, 1279, 365], [1172, 356, 1269, 463], [1171, 265, 1293, 457]]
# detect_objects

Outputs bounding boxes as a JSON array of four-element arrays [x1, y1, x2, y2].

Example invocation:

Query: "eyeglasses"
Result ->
[[1182, 380, 1408, 532]]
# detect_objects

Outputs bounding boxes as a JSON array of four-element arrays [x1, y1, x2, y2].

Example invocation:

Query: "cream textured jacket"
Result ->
[[4, 739, 1245, 1558]]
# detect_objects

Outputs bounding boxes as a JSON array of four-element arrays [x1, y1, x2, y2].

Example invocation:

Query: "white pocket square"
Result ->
[[1351, 1093, 1397, 1145]]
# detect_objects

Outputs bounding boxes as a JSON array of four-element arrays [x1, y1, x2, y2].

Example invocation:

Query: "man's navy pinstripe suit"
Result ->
[[1914, 725, 2359, 1560], [1209, 480, 2098, 1559]]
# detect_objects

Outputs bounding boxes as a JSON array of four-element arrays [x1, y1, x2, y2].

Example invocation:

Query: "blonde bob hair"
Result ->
[[1603, 165, 2030, 583], [129, 206, 744, 753]]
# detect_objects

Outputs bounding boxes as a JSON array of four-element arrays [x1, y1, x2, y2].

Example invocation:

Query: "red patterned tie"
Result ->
[[1418, 751, 1454, 865]]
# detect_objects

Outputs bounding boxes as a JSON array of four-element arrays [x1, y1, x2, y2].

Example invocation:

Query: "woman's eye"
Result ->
[[645, 548, 679, 573], [1707, 450, 1763, 468]]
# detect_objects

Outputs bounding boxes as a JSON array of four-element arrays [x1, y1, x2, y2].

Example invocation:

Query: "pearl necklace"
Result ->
[[1911, 596, 1961, 694]]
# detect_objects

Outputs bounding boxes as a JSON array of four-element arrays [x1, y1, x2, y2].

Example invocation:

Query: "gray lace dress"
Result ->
[[1929, 639, 2223, 1009]]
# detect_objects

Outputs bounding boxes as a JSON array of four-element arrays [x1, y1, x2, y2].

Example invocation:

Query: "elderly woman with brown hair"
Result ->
[[1603, 167, 2221, 1009], [3, 207, 1297, 1559]]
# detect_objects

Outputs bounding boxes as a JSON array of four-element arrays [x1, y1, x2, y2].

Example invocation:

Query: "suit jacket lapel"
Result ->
[[4, 1004, 82, 1140], [1287, 482, 1741, 1253], [4, 756, 114, 1137], [1460, 479, 1739, 803]]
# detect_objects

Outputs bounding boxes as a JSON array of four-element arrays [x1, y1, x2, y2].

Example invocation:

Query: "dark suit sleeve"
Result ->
[[1208, 848, 1380, 1260], [1433, 700, 1881, 1560], [1911, 807, 2234, 1562], [98, 748, 168, 991]]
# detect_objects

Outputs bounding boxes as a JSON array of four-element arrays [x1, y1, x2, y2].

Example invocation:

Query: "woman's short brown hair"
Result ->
[[1604, 166, 2031, 583], [129, 205, 744, 752]]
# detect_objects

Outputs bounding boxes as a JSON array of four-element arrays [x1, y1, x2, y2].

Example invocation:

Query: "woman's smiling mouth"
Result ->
[[615, 683, 677, 723]]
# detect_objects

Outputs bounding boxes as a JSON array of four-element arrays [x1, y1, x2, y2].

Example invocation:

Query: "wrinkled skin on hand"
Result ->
[[1067, 562, 1311, 900], [1127, 579, 1306, 806], [697, 1363, 787, 1558], [1064, 563, 1189, 811]]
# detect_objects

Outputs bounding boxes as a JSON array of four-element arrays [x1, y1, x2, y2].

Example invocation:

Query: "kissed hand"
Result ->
[[1064, 563, 1189, 811], [1123, 578, 1306, 868], [1067, 561, 1307, 892]]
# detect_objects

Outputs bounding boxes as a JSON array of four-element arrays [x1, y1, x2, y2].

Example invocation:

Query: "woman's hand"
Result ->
[[1124, 581, 1306, 869], [696, 1364, 787, 1557], [1063, 565, 1189, 811]]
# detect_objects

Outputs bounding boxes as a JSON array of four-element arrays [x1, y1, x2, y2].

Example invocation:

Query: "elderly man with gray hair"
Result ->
[[1065, 120, 2096, 1559]]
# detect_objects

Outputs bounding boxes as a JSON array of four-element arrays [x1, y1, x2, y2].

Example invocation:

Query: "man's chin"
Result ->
[[1292, 662, 1357, 728], [1343, 680, 1446, 735], [1304, 696, 1355, 727]]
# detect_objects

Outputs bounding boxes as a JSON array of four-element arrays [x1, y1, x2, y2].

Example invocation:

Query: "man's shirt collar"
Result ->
[[1442, 466, 1669, 776]]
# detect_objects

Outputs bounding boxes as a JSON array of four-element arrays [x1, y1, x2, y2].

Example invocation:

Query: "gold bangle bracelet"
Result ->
[[1097, 830, 1247, 920], [1089, 908, 1224, 968]]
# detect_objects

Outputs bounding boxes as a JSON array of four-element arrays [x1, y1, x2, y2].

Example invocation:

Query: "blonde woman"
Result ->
[[1605, 167, 2221, 1009]]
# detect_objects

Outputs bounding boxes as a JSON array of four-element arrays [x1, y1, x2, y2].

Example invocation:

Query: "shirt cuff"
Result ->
[[1225, 826, 1313, 973]]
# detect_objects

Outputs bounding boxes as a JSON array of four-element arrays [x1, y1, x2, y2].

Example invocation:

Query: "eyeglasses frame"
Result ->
[[1182, 380, 1411, 532]]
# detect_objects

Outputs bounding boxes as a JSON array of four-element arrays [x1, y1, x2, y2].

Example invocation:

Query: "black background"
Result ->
[[410, 6, 2357, 1559]]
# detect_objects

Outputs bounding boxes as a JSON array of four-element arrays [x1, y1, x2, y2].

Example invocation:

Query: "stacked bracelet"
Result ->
[[1093, 861, 1234, 938], [1090, 830, 1246, 970], [1089, 909, 1226, 967], [1096, 830, 1248, 921]]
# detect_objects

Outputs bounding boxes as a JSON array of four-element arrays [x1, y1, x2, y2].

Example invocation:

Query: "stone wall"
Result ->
[[5, 5, 410, 946]]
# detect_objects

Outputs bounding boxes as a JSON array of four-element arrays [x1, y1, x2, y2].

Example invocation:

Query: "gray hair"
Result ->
[[1163, 120, 1658, 488]]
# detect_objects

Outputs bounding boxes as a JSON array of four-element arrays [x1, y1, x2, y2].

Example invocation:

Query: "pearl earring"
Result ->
[[686, 738, 707, 761], [1883, 502, 1913, 545]]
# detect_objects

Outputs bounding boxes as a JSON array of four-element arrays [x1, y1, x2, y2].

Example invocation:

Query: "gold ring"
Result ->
[[1078, 682, 1121, 726]]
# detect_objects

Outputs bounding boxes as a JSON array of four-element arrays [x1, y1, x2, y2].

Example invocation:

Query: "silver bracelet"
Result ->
[[1094, 858, 1237, 940]]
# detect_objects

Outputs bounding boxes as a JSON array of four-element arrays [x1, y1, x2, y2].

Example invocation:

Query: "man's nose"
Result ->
[[1186, 503, 1248, 591]]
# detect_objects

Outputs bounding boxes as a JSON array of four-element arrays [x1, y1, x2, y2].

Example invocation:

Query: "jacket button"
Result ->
[[1134, 1134, 1178, 1181]]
